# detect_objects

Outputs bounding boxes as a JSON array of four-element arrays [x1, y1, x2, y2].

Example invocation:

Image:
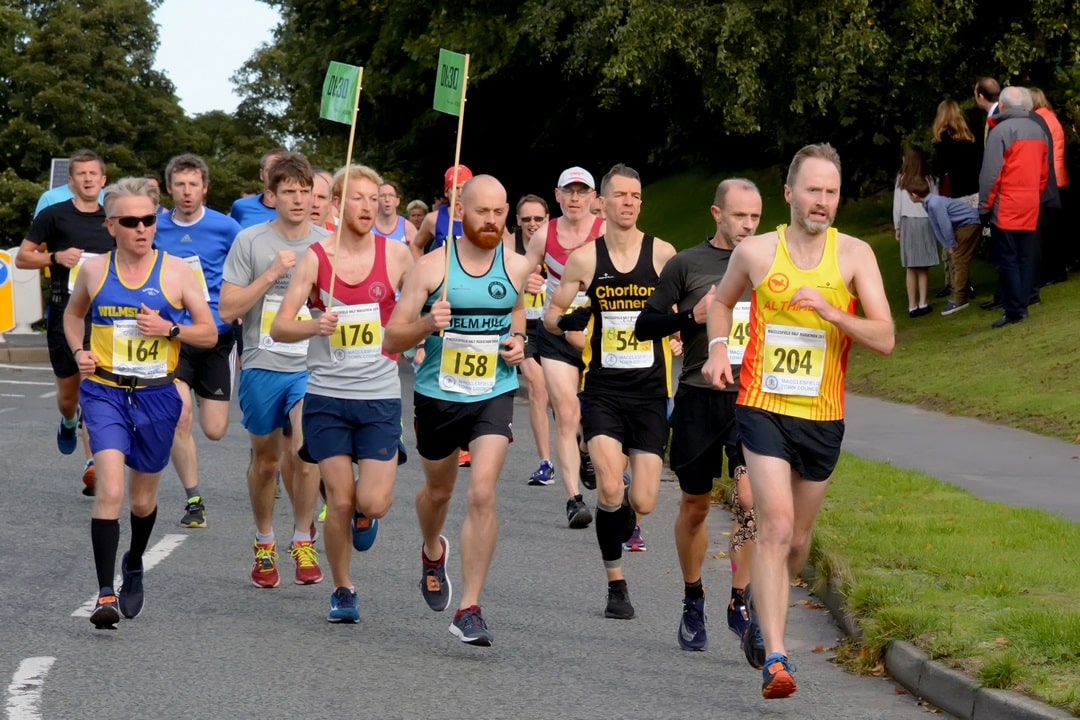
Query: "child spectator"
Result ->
[[893, 147, 939, 317]]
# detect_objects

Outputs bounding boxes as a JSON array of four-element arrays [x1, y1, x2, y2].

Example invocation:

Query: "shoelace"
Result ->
[[290, 542, 319, 568], [254, 544, 277, 568]]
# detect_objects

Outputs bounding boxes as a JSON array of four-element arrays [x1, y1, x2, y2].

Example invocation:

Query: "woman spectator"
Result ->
[[932, 99, 982, 298], [1030, 87, 1070, 285]]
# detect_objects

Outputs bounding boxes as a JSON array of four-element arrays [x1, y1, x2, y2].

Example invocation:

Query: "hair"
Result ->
[[165, 153, 210, 187], [69, 149, 105, 176], [267, 152, 313, 192], [975, 77, 1001, 102], [380, 180, 401, 197], [516, 193, 549, 215], [331, 164, 383, 199], [600, 163, 641, 196], [786, 143, 841, 186], [999, 85, 1032, 111], [904, 175, 931, 199], [260, 147, 287, 172], [1029, 87, 1052, 111], [896, 146, 932, 188], [713, 178, 759, 208], [932, 99, 975, 143], [103, 176, 160, 216], [406, 199, 429, 215]]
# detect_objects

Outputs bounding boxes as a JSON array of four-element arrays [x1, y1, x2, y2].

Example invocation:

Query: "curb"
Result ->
[[0, 346, 49, 364], [806, 565, 1075, 719]]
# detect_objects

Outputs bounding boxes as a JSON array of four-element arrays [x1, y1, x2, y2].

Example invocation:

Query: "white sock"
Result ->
[[255, 530, 274, 545]]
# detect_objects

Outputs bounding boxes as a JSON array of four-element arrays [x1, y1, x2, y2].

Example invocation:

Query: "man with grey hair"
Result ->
[[979, 85, 1051, 328], [63, 176, 217, 629]]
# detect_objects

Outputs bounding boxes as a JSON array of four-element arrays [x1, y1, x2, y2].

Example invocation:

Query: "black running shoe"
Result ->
[[566, 495, 593, 529], [740, 584, 766, 669], [90, 588, 120, 630], [605, 583, 635, 619], [450, 606, 493, 646], [118, 552, 144, 619], [579, 450, 596, 490], [419, 535, 452, 611]]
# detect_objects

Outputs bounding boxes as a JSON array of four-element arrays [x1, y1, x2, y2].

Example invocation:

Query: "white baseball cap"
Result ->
[[557, 166, 595, 190]]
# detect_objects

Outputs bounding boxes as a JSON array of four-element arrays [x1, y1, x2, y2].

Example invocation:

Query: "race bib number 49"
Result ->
[[761, 324, 826, 397], [438, 332, 498, 396], [728, 301, 751, 366]]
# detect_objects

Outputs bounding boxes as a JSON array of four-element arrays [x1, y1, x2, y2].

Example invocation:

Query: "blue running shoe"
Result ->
[[57, 406, 80, 455], [328, 586, 360, 623], [762, 654, 798, 699], [528, 460, 555, 486], [352, 511, 379, 552], [678, 596, 708, 651], [727, 588, 749, 638], [741, 584, 766, 669], [450, 605, 492, 646], [118, 552, 144, 619]]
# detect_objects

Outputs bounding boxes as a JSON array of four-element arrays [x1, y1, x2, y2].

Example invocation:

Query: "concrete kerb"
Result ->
[[803, 563, 1076, 720]]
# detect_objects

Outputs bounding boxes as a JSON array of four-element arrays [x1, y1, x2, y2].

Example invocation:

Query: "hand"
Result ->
[[526, 266, 545, 295], [556, 307, 589, 333], [75, 349, 98, 378], [317, 311, 338, 336], [137, 303, 168, 336], [894, 229, 900, 242], [57, 248, 83, 269], [499, 335, 525, 367], [789, 286, 836, 322], [428, 299, 451, 332], [670, 335, 683, 357], [701, 347, 733, 389], [268, 250, 297, 280], [692, 285, 716, 324], [413, 346, 426, 366]]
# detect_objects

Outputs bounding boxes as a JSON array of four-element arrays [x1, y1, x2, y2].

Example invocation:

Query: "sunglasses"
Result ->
[[112, 214, 157, 229], [519, 216, 546, 223]]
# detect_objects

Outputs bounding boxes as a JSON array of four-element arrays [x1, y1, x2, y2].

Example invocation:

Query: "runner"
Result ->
[[410, 165, 471, 259], [375, 180, 418, 247], [525, 166, 606, 529], [16, 149, 114, 495], [271, 164, 413, 622], [310, 168, 336, 231], [219, 152, 328, 588], [385, 174, 531, 646], [154, 153, 242, 528], [702, 143, 894, 699], [229, 148, 285, 228], [506, 193, 554, 486], [635, 178, 763, 650], [63, 176, 217, 628], [544, 163, 676, 620]]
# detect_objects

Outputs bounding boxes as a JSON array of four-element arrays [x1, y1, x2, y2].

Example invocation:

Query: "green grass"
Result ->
[[654, 166, 1080, 714]]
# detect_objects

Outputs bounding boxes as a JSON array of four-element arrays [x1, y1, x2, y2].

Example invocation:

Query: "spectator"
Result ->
[[893, 147, 938, 317], [1030, 87, 1070, 286]]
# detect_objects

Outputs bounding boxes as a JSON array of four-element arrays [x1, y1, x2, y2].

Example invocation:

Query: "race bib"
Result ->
[[329, 303, 382, 365], [728, 301, 751, 366], [600, 310, 653, 369], [260, 296, 311, 356], [568, 290, 589, 310], [111, 319, 169, 379], [761, 324, 826, 397], [438, 332, 499, 396], [183, 255, 211, 302], [68, 253, 103, 293], [524, 290, 546, 321]]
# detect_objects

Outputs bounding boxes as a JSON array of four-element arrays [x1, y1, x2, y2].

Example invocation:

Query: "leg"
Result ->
[[675, 491, 710, 584], [56, 372, 81, 421], [416, 454, 458, 563], [590, 434, 630, 583], [520, 356, 551, 462], [730, 466, 755, 592], [457, 434, 509, 610], [543, 358, 583, 500], [916, 267, 929, 308], [248, 431, 283, 535], [320, 455, 358, 589], [904, 267, 917, 310], [169, 381, 200, 494], [287, 399, 319, 536], [950, 226, 981, 306]]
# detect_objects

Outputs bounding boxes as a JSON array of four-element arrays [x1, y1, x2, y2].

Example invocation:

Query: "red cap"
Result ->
[[443, 165, 474, 191]]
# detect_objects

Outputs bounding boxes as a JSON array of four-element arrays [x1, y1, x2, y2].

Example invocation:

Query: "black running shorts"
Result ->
[[413, 391, 515, 461], [580, 391, 668, 458], [735, 406, 844, 482], [669, 384, 744, 496]]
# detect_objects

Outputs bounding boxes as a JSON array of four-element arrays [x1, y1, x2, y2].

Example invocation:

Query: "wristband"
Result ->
[[71, 347, 82, 358], [51, 252, 58, 266], [511, 332, 528, 344], [707, 337, 729, 352]]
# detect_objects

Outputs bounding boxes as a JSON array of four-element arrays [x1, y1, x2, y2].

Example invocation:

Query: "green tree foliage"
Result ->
[[237, 0, 1080, 201]]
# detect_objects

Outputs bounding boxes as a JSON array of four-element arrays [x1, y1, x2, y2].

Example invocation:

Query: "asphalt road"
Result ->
[[0, 361, 944, 719]]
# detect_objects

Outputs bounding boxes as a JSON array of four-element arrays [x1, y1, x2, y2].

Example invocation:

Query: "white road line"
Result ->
[[0, 394, 24, 399], [38, 392, 56, 399], [5, 656, 56, 720], [0, 380, 52, 387], [71, 534, 186, 618], [0, 364, 51, 372]]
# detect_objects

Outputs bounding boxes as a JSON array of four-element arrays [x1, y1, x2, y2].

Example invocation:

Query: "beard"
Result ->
[[463, 215, 504, 250]]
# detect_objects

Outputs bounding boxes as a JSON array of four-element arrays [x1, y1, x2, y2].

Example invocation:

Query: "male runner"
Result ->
[[635, 178, 763, 650], [310, 168, 336, 230], [702, 144, 894, 699], [526, 166, 606, 528], [220, 152, 327, 588], [410, 165, 471, 259], [545, 163, 676, 620], [154, 153, 242, 528], [63, 176, 216, 629], [385, 174, 531, 646], [375, 180, 418, 247], [229, 148, 286, 228], [17, 149, 113, 494], [271, 164, 414, 622]]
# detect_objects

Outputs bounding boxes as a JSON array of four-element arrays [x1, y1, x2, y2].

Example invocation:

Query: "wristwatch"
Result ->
[[169, 324, 181, 339]]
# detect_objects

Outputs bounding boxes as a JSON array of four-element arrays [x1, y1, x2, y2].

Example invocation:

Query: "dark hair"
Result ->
[[69, 149, 105, 175], [975, 77, 1001, 102], [267, 152, 313, 192], [896, 146, 931, 189], [165, 153, 210, 187], [516, 193, 549, 215], [904, 176, 931, 198], [713, 178, 759, 208], [600, 163, 641, 196]]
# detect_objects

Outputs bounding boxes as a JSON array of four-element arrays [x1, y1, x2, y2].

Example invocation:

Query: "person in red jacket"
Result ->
[[978, 86, 1049, 328], [1030, 87, 1070, 286]]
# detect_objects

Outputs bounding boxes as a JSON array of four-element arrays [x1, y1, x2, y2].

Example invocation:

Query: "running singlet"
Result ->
[[581, 235, 671, 398], [378, 216, 409, 245], [737, 225, 856, 421], [305, 239, 400, 400], [430, 205, 463, 252], [87, 250, 185, 385], [414, 242, 519, 402], [543, 216, 604, 307], [513, 228, 546, 329]]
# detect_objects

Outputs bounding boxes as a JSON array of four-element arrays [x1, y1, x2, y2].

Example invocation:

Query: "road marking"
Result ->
[[5, 656, 55, 720], [0, 364, 51, 372], [0, 380, 52, 387], [38, 392, 56, 399], [0, 394, 24, 399], [71, 534, 186, 618]]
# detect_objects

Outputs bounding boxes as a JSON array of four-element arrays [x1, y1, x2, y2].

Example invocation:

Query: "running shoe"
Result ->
[[317, 502, 327, 523], [761, 655, 798, 699], [180, 495, 206, 528], [579, 449, 596, 490], [678, 596, 708, 651], [81, 458, 95, 496], [419, 535, 452, 611], [290, 540, 323, 585], [251, 541, 280, 588], [450, 605, 493, 646], [727, 589, 749, 637], [528, 459, 555, 486], [740, 584, 766, 669], [941, 300, 969, 316], [352, 511, 379, 552], [57, 407, 80, 455], [566, 495, 593, 529], [623, 524, 646, 552], [118, 552, 144, 619], [605, 583, 635, 619], [328, 586, 360, 624], [458, 449, 472, 467], [90, 588, 120, 630]]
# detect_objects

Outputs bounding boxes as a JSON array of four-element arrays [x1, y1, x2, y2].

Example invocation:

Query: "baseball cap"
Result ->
[[443, 165, 473, 191], [557, 166, 595, 190]]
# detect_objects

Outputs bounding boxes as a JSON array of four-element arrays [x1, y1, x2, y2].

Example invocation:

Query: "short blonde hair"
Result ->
[[332, 164, 383, 199]]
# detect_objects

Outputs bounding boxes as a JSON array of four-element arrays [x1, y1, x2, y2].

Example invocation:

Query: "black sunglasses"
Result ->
[[519, 216, 546, 223], [112, 214, 157, 229]]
